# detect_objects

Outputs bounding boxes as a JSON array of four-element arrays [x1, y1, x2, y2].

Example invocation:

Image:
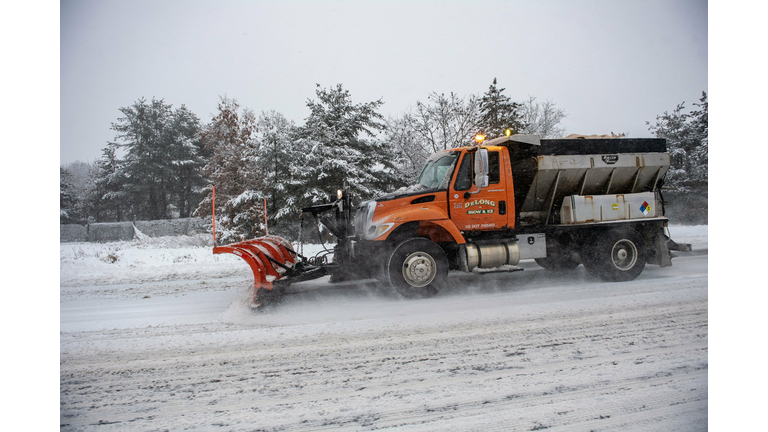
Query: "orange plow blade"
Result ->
[[213, 236, 298, 307]]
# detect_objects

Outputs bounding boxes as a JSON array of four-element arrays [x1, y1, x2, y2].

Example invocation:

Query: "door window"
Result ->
[[489, 151, 500, 184], [454, 150, 500, 190], [453, 153, 472, 191]]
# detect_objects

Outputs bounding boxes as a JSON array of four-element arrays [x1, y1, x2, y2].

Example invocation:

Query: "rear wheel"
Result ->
[[386, 238, 448, 298], [583, 228, 646, 282]]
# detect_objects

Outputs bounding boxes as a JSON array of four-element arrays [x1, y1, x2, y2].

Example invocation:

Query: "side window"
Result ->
[[453, 153, 472, 191], [489, 151, 500, 184]]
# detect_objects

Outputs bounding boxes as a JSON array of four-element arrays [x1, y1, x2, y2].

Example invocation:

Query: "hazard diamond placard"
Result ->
[[639, 200, 652, 216]]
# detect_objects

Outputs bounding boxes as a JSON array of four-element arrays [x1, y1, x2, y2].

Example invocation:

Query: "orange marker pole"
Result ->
[[212, 186, 216, 245], [264, 197, 269, 236]]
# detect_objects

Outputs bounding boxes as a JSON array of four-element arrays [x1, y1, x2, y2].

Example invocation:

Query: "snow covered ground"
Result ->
[[60, 226, 708, 430]]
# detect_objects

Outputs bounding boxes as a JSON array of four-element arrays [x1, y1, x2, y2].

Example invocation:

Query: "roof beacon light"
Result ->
[[505, 129, 512, 136], [474, 133, 486, 144]]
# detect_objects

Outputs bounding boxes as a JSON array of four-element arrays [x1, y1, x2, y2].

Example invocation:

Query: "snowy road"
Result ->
[[60, 232, 707, 431]]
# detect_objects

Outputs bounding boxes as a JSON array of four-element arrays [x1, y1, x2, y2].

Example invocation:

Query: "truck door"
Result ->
[[449, 149, 510, 231]]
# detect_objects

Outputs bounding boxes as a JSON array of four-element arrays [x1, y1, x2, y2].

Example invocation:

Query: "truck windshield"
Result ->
[[416, 152, 459, 190]]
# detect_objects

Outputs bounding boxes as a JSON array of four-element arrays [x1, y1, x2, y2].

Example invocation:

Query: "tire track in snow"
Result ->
[[61, 285, 707, 431]]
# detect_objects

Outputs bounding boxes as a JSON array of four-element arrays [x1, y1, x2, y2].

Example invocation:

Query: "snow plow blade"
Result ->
[[213, 235, 298, 308]]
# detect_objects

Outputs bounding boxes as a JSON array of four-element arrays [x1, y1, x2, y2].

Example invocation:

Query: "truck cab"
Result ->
[[355, 145, 512, 246]]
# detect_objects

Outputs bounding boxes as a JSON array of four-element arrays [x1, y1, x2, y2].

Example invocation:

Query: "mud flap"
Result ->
[[652, 232, 673, 267]]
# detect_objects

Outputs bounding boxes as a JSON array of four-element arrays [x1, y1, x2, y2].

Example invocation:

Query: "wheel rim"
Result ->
[[611, 239, 638, 271], [402, 252, 437, 287]]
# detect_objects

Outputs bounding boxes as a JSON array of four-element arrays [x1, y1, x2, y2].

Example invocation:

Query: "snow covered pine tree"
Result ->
[[292, 84, 399, 208]]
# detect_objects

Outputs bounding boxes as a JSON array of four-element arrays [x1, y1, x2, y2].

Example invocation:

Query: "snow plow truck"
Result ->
[[214, 133, 691, 308]]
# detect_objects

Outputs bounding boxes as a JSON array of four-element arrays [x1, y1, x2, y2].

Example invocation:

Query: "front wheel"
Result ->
[[386, 238, 449, 298], [583, 228, 646, 282]]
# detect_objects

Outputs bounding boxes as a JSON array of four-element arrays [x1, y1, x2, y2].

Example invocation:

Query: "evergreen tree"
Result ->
[[647, 91, 708, 193], [254, 110, 298, 234], [687, 92, 708, 188], [91, 141, 127, 222], [108, 98, 205, 221], [60, 168, 76, 224], [294, 84, 399, 206], [478, 78, 523, 138], [166, 105, 206, 217], [111, 97, 175, 220], [195, 97, 264, 243], [647, 91, 708, 223]]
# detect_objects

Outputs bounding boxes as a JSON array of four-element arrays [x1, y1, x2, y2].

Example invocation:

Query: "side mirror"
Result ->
[[474, 148, 489, 188]]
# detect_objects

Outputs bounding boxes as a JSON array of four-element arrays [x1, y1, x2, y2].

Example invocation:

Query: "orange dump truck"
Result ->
[[217, 134, 691, 307]]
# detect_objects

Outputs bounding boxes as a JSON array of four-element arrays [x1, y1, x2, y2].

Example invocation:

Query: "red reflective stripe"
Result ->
[[235, 244, 280, 278]]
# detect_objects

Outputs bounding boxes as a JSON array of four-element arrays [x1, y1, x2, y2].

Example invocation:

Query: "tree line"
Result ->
[[60, 80, 708, 241], [60, 99, 208, 225], [647, 91, 708, 223]]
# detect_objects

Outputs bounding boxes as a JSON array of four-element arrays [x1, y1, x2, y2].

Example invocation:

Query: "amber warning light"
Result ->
[[474, 133, 486, 144]]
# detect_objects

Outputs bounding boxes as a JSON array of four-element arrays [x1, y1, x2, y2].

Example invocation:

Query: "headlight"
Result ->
[[366, 223, 394, 240]]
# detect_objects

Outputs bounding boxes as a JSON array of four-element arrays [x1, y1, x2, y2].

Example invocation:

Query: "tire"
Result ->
[[583, 228, 646, 282], [386, 238, 449, 299], [534, 235, 580, 271]]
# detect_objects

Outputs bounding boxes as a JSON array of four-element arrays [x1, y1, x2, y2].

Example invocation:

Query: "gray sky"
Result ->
[[60, 0, 707, 165]]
